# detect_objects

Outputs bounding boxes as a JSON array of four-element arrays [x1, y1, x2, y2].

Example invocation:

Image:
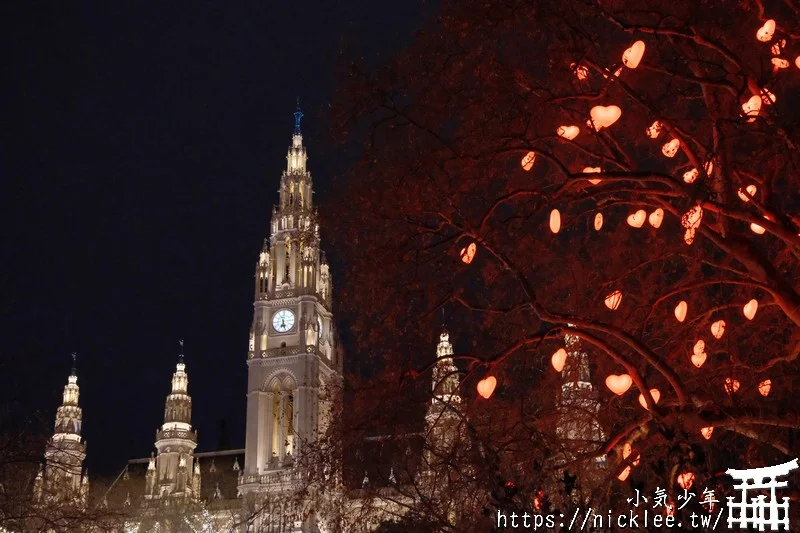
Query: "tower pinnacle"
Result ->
[[70, 352, 77, 378], [294, 97, 303, 135], [178, 339, 184, 365]]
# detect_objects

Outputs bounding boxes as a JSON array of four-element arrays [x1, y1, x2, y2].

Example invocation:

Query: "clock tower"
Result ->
[[240, 102, 341, 529]]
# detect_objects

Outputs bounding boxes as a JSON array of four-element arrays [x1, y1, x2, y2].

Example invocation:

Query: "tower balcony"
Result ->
[[155, 428, 198, 443]]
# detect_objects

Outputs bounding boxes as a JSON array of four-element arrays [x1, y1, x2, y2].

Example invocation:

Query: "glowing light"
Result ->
[[590, 105, 622, 130], [557, 125, 580, 140], [771, 39, 786, 54], [638, 388, 661, 410], [571, 63, 588, 80], [618, 466, 631, 481], [622, 40, 646, 69], [594, 213, 603, 231], [742, 95, 762, 122], [583, 166, 602, 184], [648, 208, 664, 229], [674, 301, 687, 322], [677, 472, 695, 490], [683, 168, 699, 183], [622, 442, 640, 466], [605, 374, 633, 395], [681, 206, 703, 231], [604, 290, 623, 310], [549, 209, 561, 233], [551, 348, 567, 372], [737, 185, 757, 202], [521, 151, 536, 171], [711, 320, 726, 339], [772, 58, 790, 69], [756, 19, 776, 42], [758, 379, 772, 397], [477, 376, 497, 399], [646, 121, 662, 139], [626, 210, 646, 228], [701, 427, 713, 440], [724, 377, 740, 395], [743, 299, 758, 320], [460, 242, 477, 264], [661, 139, 680, 158]]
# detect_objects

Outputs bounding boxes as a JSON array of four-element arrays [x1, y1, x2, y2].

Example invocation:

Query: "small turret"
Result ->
[[149, 341, 199, 501]]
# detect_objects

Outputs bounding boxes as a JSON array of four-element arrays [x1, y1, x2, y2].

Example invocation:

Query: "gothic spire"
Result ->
[[178, 339, 184, 365], [70, 352, 77, 378], [294, 97, 303, 135]]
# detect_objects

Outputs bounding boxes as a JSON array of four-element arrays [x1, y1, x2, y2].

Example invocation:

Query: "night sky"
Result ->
[[1, 2, 429, 477]]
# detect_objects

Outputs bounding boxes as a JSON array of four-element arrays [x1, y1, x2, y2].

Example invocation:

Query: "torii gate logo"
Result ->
[[726, 458, 798, 530]]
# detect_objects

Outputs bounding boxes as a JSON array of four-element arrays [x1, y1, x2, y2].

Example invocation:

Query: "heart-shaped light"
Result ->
[[691, 351, 707, 368], [590, 105, 622, 130], [661, 139, 680, 158], [521, 151, 536, 171], [582, 167, 603, 185], [710, 320, 726, 339], [742, 95, 762, 121], [594, 213, 603, 231], [737, 185, 757, 202], [477, 376, 497, 399], [683, 168, 699, 183], [551, 348, 568, 372], [605, 290, 623, 310], [743, 299, 758, 320], [622, 442, 640, 466], [724, 377, 740, 395], [627, 210, 646, 228], [681, 206, 703, 232], [756, 19, 776, 42], [605, 374, 633, 395], [648, 209, 664, 229], [460, 242, 476, 264], [772, 58, 790, 69], [638, 388, 661, 410], [796, 56, 800, 69], [646, 120, 661, 139], [758, 379, 772, 397], [557, 125, 580, 140], [700, 427, 713, 440], [674, 301, 687, 322], [751, 221, 766, 234], [622, 40, 646, 69], [677, 472, 695, 490], [549, 209, 561, 234]]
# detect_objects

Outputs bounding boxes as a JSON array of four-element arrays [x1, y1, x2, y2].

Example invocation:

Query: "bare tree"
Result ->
[[327, 0, 800, 527]]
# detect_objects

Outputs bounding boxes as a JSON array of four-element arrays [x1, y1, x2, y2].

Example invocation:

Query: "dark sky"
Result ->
[[1, 1, 429, 477]]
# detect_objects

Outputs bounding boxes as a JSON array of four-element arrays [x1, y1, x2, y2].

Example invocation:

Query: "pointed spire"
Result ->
[[70, 352, 77, 377], [178, 339, 184, 365], [294, 97, 303, 135]]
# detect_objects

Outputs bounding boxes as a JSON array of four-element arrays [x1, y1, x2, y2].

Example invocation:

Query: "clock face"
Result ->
[[272, 309, 295, 333]]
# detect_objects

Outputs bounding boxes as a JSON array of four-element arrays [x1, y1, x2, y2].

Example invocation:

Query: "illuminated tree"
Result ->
[[329, 0, 800, 526]]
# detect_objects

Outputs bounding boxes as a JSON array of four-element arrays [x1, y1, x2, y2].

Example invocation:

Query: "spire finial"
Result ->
[[178, 339, 184, 364], [294, 97, 303, 135], [70, 352, 77, 377]]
